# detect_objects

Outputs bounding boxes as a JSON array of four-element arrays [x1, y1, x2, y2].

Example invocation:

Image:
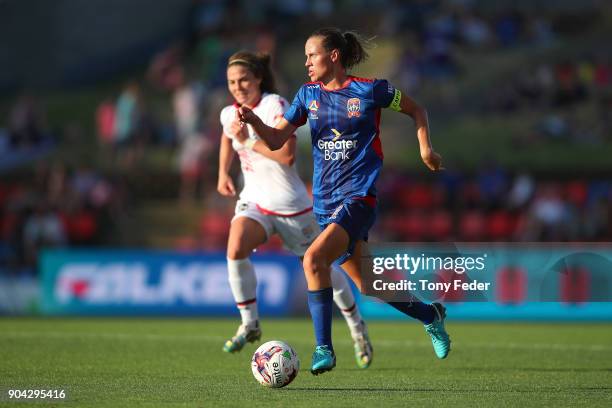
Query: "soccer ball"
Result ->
[[251, 340, 299, 388]]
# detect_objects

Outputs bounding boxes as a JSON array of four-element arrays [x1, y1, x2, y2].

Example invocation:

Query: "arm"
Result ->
[[396, 92, 443, 171], [229, 112, 296, 166], [250, 136, 296, 166], [217, 133, 236, 196], [238, 106, 297, 151]]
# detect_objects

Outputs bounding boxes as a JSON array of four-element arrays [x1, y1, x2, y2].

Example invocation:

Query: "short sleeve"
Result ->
[[219, 106, 234, 138], [283, 86, 308, 127], [263, 95, 289, 128], [372, 79, 397, 108]]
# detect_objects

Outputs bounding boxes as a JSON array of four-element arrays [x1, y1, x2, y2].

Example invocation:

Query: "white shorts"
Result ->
[[232, 200, 319, 256]]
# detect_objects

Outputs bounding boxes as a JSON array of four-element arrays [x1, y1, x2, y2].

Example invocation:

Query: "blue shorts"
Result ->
[[315, 198, 377, 265]]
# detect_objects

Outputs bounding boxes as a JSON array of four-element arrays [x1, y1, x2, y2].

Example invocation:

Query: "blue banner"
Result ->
[[358, 243, 612, 320], [38, 247, 612, 320], [40, 249, 303, 316]]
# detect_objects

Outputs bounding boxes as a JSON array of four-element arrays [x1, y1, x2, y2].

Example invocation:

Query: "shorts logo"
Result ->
[[347, 98, 360, 118], [330, 204, 344, 220], [308, 100, 319, 120], [237, 202, 249, 212]]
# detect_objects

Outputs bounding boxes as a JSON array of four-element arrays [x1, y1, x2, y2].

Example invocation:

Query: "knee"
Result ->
[[303, 248, 329, 277], [227, 244, 250, 260]]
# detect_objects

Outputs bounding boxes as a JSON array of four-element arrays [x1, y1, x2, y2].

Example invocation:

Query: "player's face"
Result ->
[[227, 65, 262, 107], [305, 36, 334, 82]]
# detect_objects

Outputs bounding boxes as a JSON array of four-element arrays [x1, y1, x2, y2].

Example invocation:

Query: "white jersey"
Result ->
[[220, 93, 312, 215]]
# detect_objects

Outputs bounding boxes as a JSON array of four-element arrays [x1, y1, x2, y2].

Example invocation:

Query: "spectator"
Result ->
[[458, 11, 492, 49], [96, 98, 116, 146], [172, 67, 210, 204], [23, 202, 66, 266], [113, 82, 142, 167], [9, 93, 46, 148], [525, 184, 571, 241]]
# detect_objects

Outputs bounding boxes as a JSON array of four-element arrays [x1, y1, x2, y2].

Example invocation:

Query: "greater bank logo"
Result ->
[[317, 128, 357, 160]]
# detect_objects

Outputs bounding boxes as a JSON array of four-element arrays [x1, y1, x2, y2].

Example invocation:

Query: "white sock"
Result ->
[[227, 257, 258, 327], [331, 266, 363, 338]]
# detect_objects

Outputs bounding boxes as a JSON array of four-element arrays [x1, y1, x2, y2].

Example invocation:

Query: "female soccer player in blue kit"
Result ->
[[238, 28, 450, 375]]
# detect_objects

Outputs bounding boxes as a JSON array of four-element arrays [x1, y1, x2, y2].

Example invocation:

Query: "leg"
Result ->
[[342, 241, 451, 359], [227, 216, 267, 260], [302, 223, 349, 374], [341, 240, 434, 323], [330, 265, 373, 369], [223, 216, 268, 353], [302, 223, 349, 290], [336, 240, 367, 291], [330, 266, 362, 335], [275, 211, 373, 368]]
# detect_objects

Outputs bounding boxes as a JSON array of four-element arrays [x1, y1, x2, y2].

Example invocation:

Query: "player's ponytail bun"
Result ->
[[342, 31, 368, 69], [310, 27, 370, 70], [227, 51, 277, 94]]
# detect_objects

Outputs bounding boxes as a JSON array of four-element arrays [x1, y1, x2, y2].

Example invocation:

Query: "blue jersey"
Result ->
[[284, 76, 397, 214]]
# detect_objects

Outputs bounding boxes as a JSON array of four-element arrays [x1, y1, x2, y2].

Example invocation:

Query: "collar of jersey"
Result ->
[[307, 76, 355, 92]]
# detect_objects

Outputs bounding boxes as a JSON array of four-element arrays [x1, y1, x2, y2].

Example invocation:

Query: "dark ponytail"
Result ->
[[310, 27, 369, 69], [227, 51, 277, 94]]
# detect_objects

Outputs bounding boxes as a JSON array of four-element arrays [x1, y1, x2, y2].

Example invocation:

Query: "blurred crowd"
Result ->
[[96, 70, 217, 204], [376, 167, 612, 243], [486, 59, 611, 113], [88, 0, 610, 195], [0, 93, 56, 172], [484, 58, 612, 146], [0, 163, 126, 275]]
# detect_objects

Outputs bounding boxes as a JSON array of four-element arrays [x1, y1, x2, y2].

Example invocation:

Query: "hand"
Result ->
[[421, 150, 444, 171], [217, 173, 236, 196], [237, 105, 260, 125], [230, 113, 249, 144]]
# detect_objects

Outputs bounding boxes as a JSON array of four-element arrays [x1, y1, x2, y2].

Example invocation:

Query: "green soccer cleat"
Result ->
[[424, 303, 451, 359], [222, 322, 261, 353], [310, 345, 336, 375], [353, 320, 373, 369]]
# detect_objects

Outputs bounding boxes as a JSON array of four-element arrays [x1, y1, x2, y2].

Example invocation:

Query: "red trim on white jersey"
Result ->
[[256, 204, 313, 217]]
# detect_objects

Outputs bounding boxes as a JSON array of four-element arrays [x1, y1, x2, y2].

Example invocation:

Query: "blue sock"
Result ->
[[307, 287, 334, 351], [388, 301, 436, 324]]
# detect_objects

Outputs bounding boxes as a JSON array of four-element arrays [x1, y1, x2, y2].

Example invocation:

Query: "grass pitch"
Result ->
[[1, 318, 611, 407]]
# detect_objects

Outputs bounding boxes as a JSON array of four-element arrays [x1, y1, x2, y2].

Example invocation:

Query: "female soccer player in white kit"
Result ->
[[218, 50, 373, 368]]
